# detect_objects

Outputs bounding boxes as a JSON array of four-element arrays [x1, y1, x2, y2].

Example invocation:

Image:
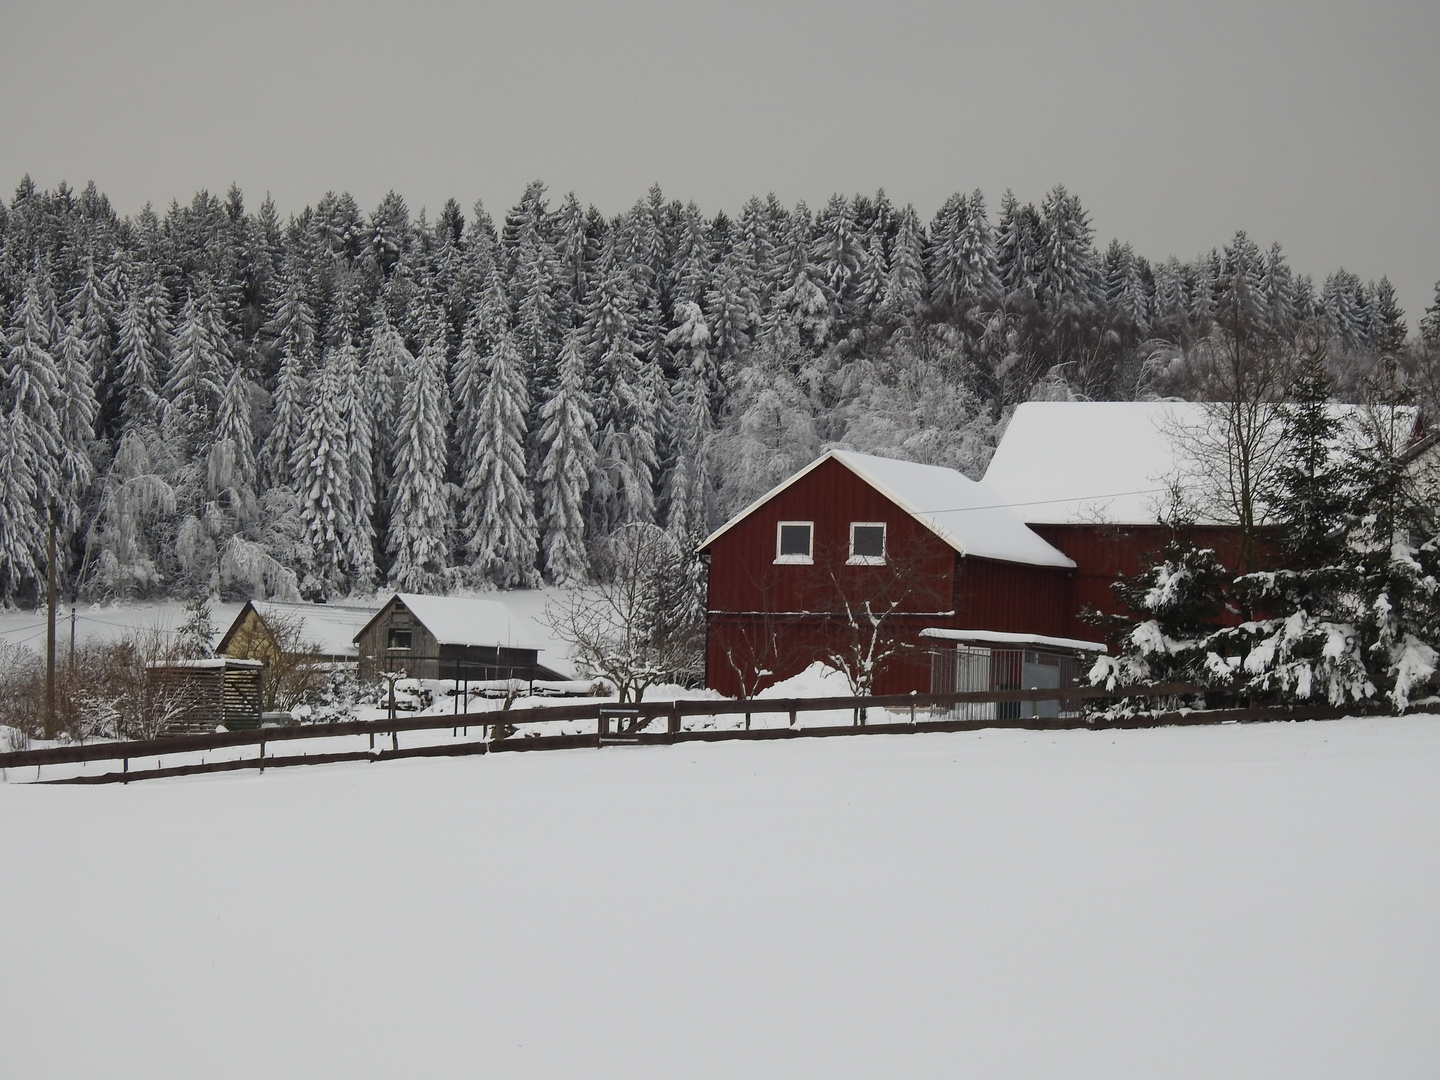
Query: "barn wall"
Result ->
[[954, 557, 1073, 639], [707, 457, 956, 618], [1031, 524, 1249, 636]]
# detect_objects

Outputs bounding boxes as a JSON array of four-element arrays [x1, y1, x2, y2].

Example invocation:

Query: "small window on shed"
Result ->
[[849, 522, 886, 564], [387, 628, 413, 651], [775, 521, 813, 564]]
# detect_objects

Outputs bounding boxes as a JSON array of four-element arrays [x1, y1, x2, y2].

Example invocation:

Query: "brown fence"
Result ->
[[0, 683, 1384, 786]]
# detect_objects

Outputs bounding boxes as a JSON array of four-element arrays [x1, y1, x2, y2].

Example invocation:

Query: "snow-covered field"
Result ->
[[3, 715, 1438, 1078]]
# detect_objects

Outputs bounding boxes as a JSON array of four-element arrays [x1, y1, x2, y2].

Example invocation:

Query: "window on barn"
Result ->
[[775, 521, 813, 564], [387, 628, 413, 651], [848, 522, 886, 564]]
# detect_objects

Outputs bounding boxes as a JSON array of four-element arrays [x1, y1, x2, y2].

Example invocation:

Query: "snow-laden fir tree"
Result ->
[[53, 310, 100, 533], [1036, 185, 1099, 310], [163, 286, 232, 460], [2, 275, 63, 562], [335, 340, 376, 592], [292, 347, 353, 598], [662, 301, 714, 537], [260, 270, 316, 488], [584, 249, 658, 532], [386, 329, 452, 592], [113, 270, 170, 436], [69, 257, 117, 432], [458, 329, 538, 587], [536, 331, 597, 585]]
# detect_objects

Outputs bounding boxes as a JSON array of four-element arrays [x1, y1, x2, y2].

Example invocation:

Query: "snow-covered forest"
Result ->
[[2, 175, 1436, 607]]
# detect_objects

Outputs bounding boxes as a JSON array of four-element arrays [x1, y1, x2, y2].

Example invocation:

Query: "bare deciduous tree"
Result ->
[[546, 524, 705, 703]]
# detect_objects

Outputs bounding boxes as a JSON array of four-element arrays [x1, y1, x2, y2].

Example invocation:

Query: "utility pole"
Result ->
[[45, 499, 57, 739]]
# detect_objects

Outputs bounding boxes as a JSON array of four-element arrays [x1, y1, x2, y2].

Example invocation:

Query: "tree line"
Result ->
[[2, 175, 1437, 607]]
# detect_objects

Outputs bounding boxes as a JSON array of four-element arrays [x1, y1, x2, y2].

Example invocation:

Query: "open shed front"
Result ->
[[922, 629, 1107, 720]]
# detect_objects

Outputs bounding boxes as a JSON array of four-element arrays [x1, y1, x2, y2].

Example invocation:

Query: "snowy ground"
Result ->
[[3, 715, 1439, 1078]]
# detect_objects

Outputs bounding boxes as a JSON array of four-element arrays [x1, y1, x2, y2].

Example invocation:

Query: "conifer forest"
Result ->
[[2, 176, 1437, 607]]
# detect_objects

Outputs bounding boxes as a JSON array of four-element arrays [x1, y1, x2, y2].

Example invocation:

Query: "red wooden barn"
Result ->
[[699, 449, 1084, 697]]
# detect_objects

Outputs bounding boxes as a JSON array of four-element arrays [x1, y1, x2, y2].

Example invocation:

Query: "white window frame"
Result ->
[[774, 521, 814, 564], [847, 521, 887, 565]]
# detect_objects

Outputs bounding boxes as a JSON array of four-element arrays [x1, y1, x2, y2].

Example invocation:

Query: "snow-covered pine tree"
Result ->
[[1368, 277, 1406, 356], [583, 248, 658, 532], [0, 410, 43, 601], [994, 189, 1040, 297], [163, 285, 232, 460], [386, 327, 452, 592], [2, 274, 63, 546], [69, 257, 117, 435], [1421, 280, 1440, 348], [879, 205, 926, 326], [536, 331, 597, 585], [335, 339, 376, 592], [671, 202, 712, 309], [1088, 541, 1232, 708], [260, 269, 317, 488], [459, 329, 538, 587], [53, 311, 99, 533], [661, 304, 714, 538], [114, 270, 170, 436], [1035, 185, 1100, 310], [292, 347, 353, 598]]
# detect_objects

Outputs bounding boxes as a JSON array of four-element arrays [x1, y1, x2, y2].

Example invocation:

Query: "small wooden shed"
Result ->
[[354, 594, 546, 684], [144, 658, 265, 734]]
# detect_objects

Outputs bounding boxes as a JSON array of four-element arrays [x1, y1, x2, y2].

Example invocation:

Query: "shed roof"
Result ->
[[920, 627, 1108, 654], [366, 594, 536, 650], [984, 401, 1420, 526], [249, 601, 374, 657], [700, 449, 1075, 569]]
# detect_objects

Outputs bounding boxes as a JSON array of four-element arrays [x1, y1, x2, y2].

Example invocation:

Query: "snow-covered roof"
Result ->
[[919, 628, 1108, 654], [251, 601, 374, 658], [982, 402, 1201, 526], [985, 401, 1420, 526], [700, 449, 1075, 569], [384, 594, 536, 650]]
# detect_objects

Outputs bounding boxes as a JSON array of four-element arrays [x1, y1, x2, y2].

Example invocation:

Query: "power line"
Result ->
[[912, 486, 1169, 516]]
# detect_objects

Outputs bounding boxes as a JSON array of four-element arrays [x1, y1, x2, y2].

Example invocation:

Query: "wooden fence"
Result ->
[[0, 683, 1381, 786]]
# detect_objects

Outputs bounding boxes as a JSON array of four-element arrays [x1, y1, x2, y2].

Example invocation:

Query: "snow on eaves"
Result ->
[[700, 449, 1075, 569]]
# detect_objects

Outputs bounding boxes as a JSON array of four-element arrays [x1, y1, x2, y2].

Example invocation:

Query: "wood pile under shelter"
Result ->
[[144, 658, 265, 734]]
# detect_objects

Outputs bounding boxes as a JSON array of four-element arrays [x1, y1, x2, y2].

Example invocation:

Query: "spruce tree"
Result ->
[[292, 347, 352, 597], [536, 332, 596, 585], [460, 329, 538, 587], [53, 311, 99, 533], [163, 286, 232, 460], [386, 331, 451, 592], [114, 271, 170, 436], [260, 270, 317, 488]]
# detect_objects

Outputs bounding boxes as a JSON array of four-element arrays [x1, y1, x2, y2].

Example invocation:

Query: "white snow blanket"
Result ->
[[2, 716, 1439, 1078]]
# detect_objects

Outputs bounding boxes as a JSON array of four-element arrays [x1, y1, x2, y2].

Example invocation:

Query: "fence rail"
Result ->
[[0, 683, 1384, 785]]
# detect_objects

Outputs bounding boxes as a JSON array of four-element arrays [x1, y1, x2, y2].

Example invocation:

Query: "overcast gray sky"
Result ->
[[3, 0, 1437, 325]]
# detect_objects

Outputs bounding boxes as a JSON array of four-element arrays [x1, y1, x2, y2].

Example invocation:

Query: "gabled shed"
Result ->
[[354, 593, 558, 683]]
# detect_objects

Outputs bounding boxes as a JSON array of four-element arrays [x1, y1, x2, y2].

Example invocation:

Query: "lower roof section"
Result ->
[[920, 627, 1108, 654]]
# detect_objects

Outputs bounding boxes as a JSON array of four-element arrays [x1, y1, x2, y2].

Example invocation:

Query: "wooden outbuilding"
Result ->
[[354, 593, 558, 684], [144, 658, 264, 734]]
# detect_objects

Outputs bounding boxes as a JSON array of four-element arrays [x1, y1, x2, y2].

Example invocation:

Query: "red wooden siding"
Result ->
[[1030, 524, 1249, 637]]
